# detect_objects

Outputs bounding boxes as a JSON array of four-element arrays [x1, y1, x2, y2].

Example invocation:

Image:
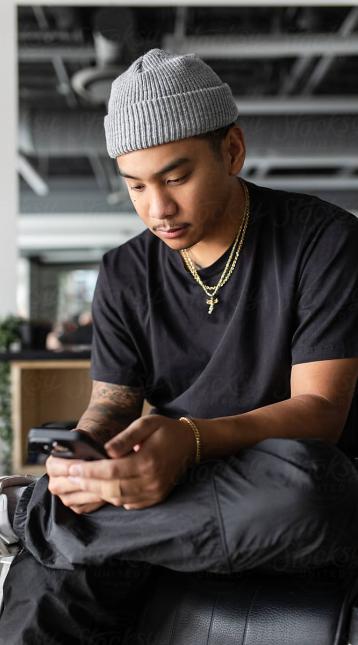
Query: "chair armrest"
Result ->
[[0, 476, 37, 545]]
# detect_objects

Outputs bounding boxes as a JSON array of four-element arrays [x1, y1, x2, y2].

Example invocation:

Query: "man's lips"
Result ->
[[156, 224, 188, 232], [155, 224, 189, 239]]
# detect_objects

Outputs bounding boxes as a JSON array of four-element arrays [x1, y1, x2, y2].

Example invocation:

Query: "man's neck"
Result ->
[[186, 178, 246, 270]]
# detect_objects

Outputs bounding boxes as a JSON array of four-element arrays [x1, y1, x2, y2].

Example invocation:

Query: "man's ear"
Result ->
[[224, 125, 246, 176]]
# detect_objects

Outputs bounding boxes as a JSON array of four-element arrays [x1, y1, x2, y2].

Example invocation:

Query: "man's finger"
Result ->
[[67, 475, 123, 498], [59, 491, 104, 507], [67, 475, 146, 505], [48, 475, 86, 495], [46, 456, 84, 477], [105, 417, 158, 457], [67, 454, 138, 480]]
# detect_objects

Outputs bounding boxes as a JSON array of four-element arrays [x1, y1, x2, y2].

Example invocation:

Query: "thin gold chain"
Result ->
[[180, 181, 250, 314]]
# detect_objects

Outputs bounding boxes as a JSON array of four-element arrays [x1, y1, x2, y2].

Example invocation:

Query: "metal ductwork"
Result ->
[[93, 8, 136, 67], [19, 109, 358, 160], [19, 109, 107, 156], [71, 8, 135, 105]]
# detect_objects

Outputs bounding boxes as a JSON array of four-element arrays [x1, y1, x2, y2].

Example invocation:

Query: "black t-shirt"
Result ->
[[91, 181, 358, 455]]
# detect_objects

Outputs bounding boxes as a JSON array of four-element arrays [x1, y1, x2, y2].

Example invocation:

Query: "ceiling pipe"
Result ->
[[19, 109, 107, 156], [18, 110, 358, 159], [163, 34, 358, 58], [71, 8, 135, 105], [93, 8, 135, 67], [236, 97, 358, 114], [17, 154, 49, 196]]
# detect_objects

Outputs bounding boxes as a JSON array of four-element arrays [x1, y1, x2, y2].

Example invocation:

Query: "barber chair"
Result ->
[[1, 426, 358, 645], [135, 565, 358, 645]]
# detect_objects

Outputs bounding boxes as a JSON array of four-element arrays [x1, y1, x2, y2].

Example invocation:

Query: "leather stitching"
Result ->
[[206, 591, 218, 645], [242, 585, 261, 645]]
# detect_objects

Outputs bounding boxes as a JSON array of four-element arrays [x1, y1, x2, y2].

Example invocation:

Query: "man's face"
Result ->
[[116, 136, 239, 251]]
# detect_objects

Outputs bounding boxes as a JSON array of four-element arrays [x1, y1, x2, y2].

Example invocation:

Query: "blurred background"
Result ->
[[0, 0, 357, 473], [16, 3, 358, 323]]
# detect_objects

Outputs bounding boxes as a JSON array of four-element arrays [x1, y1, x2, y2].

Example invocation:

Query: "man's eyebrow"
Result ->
[[118, 157, 191, 180]]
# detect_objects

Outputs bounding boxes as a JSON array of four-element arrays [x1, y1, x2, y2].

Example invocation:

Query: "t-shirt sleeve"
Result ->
[[291, 210, 358, 364], [90, 258, 146, 387]]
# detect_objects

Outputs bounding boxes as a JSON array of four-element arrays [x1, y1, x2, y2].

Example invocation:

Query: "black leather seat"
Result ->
[[136, 567, 358, 645]]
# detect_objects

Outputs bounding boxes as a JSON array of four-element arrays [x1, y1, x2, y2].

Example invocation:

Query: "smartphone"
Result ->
[[28, 428, 109, 460]]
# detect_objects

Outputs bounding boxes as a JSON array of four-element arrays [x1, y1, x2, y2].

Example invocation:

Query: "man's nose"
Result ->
[[149, 189, 177, 221]]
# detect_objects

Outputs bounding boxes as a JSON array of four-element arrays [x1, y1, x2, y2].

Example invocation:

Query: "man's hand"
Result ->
[[46, 456, 106, 514], [67, 415, 196, 510]]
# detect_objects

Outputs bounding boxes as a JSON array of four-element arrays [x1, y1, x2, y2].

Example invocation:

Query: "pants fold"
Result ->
[[13, 438, 358, 575], [2, 438, 358, 643]]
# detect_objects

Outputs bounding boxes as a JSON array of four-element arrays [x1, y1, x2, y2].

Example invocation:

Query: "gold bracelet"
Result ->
[[179, 417, 201, 464]]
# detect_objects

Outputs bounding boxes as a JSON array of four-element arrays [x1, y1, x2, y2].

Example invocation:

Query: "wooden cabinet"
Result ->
[[11, 359, 92, 475]]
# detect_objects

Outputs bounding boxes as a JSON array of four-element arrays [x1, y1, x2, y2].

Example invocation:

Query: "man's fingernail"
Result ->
[[68, 476, 81, 485], [69, 465, 82, 476]]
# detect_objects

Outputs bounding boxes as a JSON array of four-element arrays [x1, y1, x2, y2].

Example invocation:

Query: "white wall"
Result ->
[[0, 0, 17, 317]]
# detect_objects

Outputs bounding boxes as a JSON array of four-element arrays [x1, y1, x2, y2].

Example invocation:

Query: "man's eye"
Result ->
[[167, 174, 189, 185], [130, 185, 144, 192]]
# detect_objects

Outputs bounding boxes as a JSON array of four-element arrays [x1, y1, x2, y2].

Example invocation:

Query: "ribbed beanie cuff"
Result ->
[[104, 48, 238, 157]]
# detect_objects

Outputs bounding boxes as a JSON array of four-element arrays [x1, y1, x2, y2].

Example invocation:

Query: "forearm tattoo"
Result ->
[[76, 380, 144, 444]]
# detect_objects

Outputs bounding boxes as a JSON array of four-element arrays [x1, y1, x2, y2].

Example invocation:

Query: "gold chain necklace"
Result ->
[[180, 181, 250, 314]]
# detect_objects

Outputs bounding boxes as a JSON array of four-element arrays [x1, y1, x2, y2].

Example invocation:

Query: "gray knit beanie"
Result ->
[[104, 48, 238, 157]]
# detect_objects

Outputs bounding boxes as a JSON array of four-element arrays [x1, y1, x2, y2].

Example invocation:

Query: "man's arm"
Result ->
[[76, 380, 145, 444], [193, 357, 358, 460], [46, 380, 144, 513], [63, 358, 358, 511]]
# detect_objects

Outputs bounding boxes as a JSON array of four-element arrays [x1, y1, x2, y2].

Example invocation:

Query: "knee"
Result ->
[[249, 437, 358, 521], [216, 440, 358, 572]]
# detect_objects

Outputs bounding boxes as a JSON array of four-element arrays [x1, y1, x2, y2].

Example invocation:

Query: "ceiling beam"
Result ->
[[18, 213, 145, 251], [280, 8, 358, 95], [19, 31, 358, 63], [256, 177, 358, 190], [17, 154, 49, 196], [280, 57, 313, 96], [17, 94, 358, 114], [19, 46, 96, 62], [164, 34, 358, 58], [302, 7, 358, 94], [16, 1, 358, 6], [236, 98, 358, 114], [243, 155, 358, 168]]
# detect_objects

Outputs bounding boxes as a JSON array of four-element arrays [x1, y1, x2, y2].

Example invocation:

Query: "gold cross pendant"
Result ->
[[206, 297, 219, 314]]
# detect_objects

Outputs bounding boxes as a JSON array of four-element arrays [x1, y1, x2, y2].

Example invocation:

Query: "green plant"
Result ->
[[0, 315, 22, 351], [0, 362, 12, 473], [0, 315, 22, 473]]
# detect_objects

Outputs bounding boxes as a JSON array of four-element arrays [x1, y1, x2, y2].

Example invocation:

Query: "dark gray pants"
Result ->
[[1, 438, 358, 643]]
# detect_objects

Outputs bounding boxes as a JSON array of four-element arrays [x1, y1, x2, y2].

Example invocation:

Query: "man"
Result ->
[[1, 48, 358, 643], [46, 311, 93, 350]]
